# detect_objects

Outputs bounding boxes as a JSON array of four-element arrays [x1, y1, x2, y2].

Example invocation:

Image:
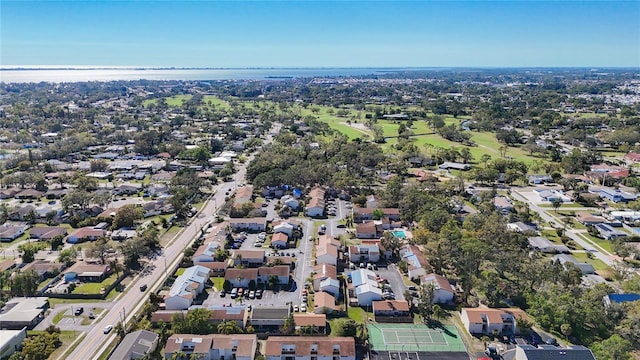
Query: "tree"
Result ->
[[480, 154, 492, 168], [9, 269, 40, 297], [217, 320, 243, 335], [18, 243, 40, 263], [551, 198, 562, 213], [281, 315, 295, 335], [380, 231, 402, 258], [416, 283, 435, 323], [590, 334, 632, 360], [86, 237, 112, 264], [112, 204, 144, 230]]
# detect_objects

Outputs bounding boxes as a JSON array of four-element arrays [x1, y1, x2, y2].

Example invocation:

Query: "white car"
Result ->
[[103, 325, 113, 334], [300, 304, 307, 312], [293, 305, 299, 312]]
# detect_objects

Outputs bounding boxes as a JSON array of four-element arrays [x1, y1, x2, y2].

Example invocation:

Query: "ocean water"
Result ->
[[0, 67, 408, 83]]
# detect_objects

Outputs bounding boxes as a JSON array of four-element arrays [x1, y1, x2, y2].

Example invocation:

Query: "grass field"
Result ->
[[572, 251, 610, 271], [72, 274, 118, 295], [142, 94, 193, 107]]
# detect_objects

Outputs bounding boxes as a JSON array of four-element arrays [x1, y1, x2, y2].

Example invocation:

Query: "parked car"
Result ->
[[256, 289, 263, 299], [139, 284, 147, 292], [249, 291, 255, 299], [300, 304, 307, 312], [103, 325, 113, 334], [74, 307, 84, 316], [293, 305, 299, 312], [220, 290, 226, 297]]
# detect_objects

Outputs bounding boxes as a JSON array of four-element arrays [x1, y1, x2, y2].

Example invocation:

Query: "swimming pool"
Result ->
[[392, 230, 406, 238]]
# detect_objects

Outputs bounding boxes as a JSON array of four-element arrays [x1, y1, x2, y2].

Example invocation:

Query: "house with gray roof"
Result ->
[[527, 236, 570, 254], [108, 330, 158, 360], [552, 254, 596, 274], [514, 344, 595, 360]]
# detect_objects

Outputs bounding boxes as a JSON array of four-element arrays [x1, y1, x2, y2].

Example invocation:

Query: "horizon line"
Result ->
[[2, 65, 639, 71]]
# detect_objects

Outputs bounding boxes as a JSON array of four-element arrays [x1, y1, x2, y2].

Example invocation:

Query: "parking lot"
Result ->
[[203, 283, 303, 308]]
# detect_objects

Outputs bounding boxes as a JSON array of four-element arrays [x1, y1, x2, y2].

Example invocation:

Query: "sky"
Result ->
[[1, 1, 639, 68]]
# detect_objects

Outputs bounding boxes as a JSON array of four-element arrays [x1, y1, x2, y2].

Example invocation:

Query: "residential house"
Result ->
[[348, 244, 381, 263], [350, 269, 383, 306], [507, 222, 537, 233], [372, 300, 412, 322], [0, 188, 19, 199], [514, 345, 595, 360], [14, 189, 44, 200], [232, 250, 265, 267], [422, 273, 455, 304], [9, 205, 36, 221], [64, 261, 111, 282], [528, 174, 553, 184], [460, 308, 528, 335], [271, 233, 289, 249], [313, 292, 341, 315], [233, 186, 254, 209], [281, 195, 299, 211], [108, 330, 159, 360], [527, 236, 570, 254], [292, 313, 327, 334], [0, 297, 49, 330], [595, 223, 628, 240], [113, 185, 140, 196], [534, 189, 571, 203], [574, 212, 606, 226], [0, 225, 28, 242], [193, 242, 221, 265], [493, 196, 514, 214], [22, 260, 65, 281], [258, 265, 290, 285], [552, 254, 596, 274], [165, 265, 210, 310], [624, 152, 640, 163], [438, 162, 471, 171], [207, 307, 249, 329], [399, 245, 429, 280], [272, 222, 294, 237], [250, 306, 290, 329], [29, 226, 67, 241], [306, 187, 325, 217], [315, 235, 339, 266], [265, 336, 355, 360], [66, 227, 106, 244], [355, 221, 381, 239], [228, 218, 267, 232], [599, 188, 637, 203], [313, 265, 340, 298], [366, 195, 378, 209], [164, 334, 257, 360], [0, 329, 26, 359], [224, 268, 258, 288], [353, 208, 400, 223], [362, 239, 392, 260]]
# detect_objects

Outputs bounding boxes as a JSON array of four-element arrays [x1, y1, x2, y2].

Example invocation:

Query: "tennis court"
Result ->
[[367, 323, 467, 352]]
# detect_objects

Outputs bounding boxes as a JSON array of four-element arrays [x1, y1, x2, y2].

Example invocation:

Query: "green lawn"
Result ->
[[572, 252, 610, 271], [49, 331, 85, 360], [347, 306, 371, 322], [72, 274, 118, 295], [577, 233, 615, 254], [142, 94, 192, 107], [211, 276, 224, 290], [174, 268, 186, 276]]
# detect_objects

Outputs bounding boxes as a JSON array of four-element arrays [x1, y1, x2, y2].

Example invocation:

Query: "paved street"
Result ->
[[66, 125, 280, 360]]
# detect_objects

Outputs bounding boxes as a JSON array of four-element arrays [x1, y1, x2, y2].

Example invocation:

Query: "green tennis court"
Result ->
[[367, 324, 467, 352]]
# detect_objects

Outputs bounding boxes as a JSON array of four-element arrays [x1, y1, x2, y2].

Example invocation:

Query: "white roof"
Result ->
[[168, 265, 210, 298], [355, 283, 382, 296]]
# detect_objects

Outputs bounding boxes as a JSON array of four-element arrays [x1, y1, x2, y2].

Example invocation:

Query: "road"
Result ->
[[67, 125, 279, 360], [510, 188, 618, 267]]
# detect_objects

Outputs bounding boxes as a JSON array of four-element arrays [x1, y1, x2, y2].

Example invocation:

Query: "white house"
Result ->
[[193, 242, 221, 264], [165, 265, 210, 310], [354, 283, 383, 306], [228, 218, 267, 232], [350, 269, 383, 306], [460, 308, 526, 335], [348, 244, 380, 263], [272, 222, 294, 237], [318, 278, 340, 298], [316, 242, 339, 266], [224, 268, 258, 288], [258, 265, 290, 285], [313, 264, 338, 291], [399, 245, 428, 280], [281, 196, 300, 211], [422, 273, 455, 304]]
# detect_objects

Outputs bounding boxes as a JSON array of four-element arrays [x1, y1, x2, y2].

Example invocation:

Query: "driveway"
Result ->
[[376, 264, 406, 300]]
